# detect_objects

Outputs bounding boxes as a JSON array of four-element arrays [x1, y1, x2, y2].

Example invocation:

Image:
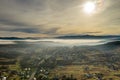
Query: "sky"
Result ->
[[0, 0, 120, 37]]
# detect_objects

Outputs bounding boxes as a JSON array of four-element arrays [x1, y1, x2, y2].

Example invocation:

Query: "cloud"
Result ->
[[0, 18, 59, 34], [11, 28, 40, 33], [82, 31, 102, 34], [0, 18, 30, 27], [0, 0, 120, 37], [40, 27, 60, 34]]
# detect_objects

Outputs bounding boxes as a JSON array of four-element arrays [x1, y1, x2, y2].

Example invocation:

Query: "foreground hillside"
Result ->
[[0, 40, 120, 80]]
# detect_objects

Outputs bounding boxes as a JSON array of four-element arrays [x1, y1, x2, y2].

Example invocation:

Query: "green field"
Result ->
[[50, 65, 120, 80]]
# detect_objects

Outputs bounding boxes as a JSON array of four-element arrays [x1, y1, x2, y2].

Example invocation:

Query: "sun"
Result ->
[[83, 2, 96, 14]]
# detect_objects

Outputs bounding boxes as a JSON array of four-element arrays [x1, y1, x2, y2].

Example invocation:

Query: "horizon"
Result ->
[[0, 34, 120, 38]]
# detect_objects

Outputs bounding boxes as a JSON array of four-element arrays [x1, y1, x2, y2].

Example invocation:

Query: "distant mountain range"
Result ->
[[0, 35, 120, 40], [56, 35, 120, 39], [0, 37, 40, 40], [0, 37, 24, 40]]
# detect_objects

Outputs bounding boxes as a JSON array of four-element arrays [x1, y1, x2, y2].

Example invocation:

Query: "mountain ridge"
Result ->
[[56, 35, 120, 39]]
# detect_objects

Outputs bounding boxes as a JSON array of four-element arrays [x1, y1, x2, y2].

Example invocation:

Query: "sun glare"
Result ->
[[83, 2, 96, 14]]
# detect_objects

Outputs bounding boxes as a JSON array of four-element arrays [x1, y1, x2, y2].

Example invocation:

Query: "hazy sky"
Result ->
[[0, 0, 120, 37]]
